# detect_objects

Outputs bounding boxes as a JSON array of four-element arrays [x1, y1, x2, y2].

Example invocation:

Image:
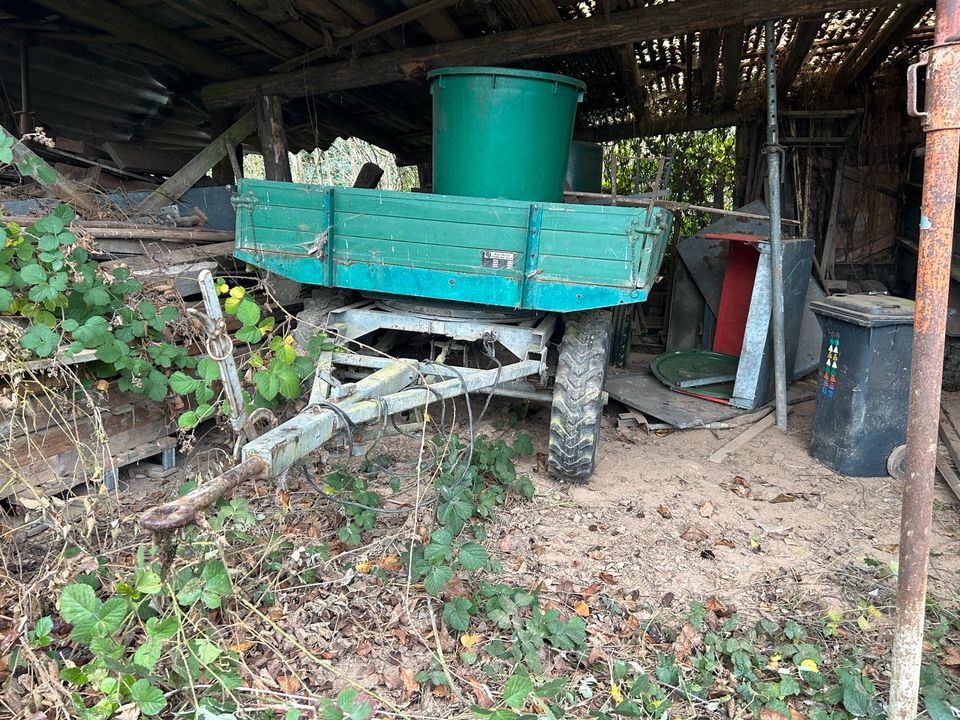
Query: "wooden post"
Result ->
[[137, 109, 256, 216], [209, 109, 239, 185], [254, 92, 292, 182], [353, 162, 384, 189]]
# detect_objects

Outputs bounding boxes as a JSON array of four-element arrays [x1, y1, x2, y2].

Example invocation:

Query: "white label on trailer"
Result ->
[[481, 250, 516, 269]]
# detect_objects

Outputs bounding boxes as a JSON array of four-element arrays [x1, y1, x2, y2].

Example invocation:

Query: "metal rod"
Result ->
[[889, 1, 960, 716], [140, 456, 268, 530], [562, 191, 802, 225], [17, 42, 30, 137], [764, 19, 789, 432]]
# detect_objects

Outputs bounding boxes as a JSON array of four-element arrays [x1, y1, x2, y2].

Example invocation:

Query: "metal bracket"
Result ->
[[907, 42, 960, 131]]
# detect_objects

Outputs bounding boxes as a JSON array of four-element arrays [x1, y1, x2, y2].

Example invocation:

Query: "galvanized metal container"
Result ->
[[427, 67, 585, 202]]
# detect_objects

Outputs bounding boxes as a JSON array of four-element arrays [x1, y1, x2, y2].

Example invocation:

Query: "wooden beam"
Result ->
[[698, 28, 722, 112], [352, 162, 384, 188], [400, 0, 464, 42], [615, 44, 651, 119], [138, 109, 257, 215], [202, 0, 899, 107], [273, 0, 462, 71], [102, 142, 193, 175], [31, 0, 244, 80], [719, 24, 745, 111], [575, 110, 742, 143], [777, 19, 821, 96], [254, 93, 292, 182], [835, 1, 931, 90], [1, 123, 101, 217], [165, 0, 303, 60]]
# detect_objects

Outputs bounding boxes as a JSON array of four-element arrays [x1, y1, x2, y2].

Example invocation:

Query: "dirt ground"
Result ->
[[4, 380, 959, 717]]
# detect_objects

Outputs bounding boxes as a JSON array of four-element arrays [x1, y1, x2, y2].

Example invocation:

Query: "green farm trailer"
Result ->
[[141, 67, 672, 531]]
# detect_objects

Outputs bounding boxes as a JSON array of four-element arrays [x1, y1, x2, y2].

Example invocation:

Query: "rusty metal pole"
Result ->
[[889, 1, 960, 718]]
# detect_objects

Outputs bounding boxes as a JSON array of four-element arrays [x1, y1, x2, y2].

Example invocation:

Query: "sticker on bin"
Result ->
[[481, 250, 516, 269], [821, 336, 839, 398]]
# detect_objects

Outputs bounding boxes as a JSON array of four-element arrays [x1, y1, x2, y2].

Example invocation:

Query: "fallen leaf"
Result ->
[[354, 560, 371, 573], [770, 493, 797, 504], [703, 596, 728, 615], [114, 704, 140, 720], [759, 709, 789, 720], [467, 677, 493, 708], [587, 645, 609, 663], [399, 667, 420, 695], [228, 641, 253, 653], [799, 658, 819, 673], [380, 554, 403, 573], [657, 504, 673, 519], [699, 500, 715, 517], [432, 684, 448, 698], [680, 526, 709, 543], [875, 543, 900, 554], [714, 538, 736, 548], [573, 601, 590, 617], [459, 633, 481, 649], [942, 645, 960, 667], [672, 622, 701, 661], [790, 709, 807, 720], [610, 681, 624, 703], [276, 675, 300, 694], [661, 591, 675, 607], [581, 582, 602, 597], [599, 572, 617, 584], [95, 379, 110, 392], [277, 489, 289, 510]]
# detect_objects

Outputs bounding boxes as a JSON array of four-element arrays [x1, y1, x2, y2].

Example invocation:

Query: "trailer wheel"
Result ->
[[294, 289, 348, 349], [548, 310, 612, 483]]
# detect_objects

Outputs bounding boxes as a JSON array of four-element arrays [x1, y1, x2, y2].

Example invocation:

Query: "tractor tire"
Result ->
[[293, 289, 348, 350], [547, 310, 612, 483], [944, 335, 960, 391]]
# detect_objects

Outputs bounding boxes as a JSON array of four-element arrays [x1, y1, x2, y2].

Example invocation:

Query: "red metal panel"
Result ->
[[713, 241, 759, 356]]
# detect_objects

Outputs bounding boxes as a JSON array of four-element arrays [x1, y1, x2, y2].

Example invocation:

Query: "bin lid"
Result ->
[[810, 293, 915, 327]]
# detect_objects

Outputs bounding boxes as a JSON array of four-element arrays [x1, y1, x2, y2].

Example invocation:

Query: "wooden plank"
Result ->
[[938, 407, 960, 500], [201, 0, 900, 107], [99, 240, 236, 274], [1, 123, 100, 217], [777, 19, 821, 96], [353, 162, 384, 188], [402, 0, 464, 42], [31, 0, 243, 80], [102, 142, 193, 175], [719, 25, 745, 111], [615, 44, 651, 120], [836, 1, 931, 90], [254, 94, 292, 182], [84, 226, 233, 241], [177, 0, 302, 59], [698, 29, 721, 112], [708, 412, 777, 464], [138, 109, 257, 215]]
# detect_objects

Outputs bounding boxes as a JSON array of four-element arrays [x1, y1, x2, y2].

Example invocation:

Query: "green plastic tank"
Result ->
[[427, 67, 585, 202], [565, 141, 603, 193]]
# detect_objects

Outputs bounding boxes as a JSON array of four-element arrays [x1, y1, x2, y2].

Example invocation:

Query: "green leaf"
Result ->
[[235, 324, 263, 343], [275, 367, 301, 399], [423, 565, 453, 596], [73, 316, 110, 347], [442, 598, 471, 631], [923, 695, 957, 720], [201, 560, 231, 608], [253, 370, 279, 400], [512, 432, 534, 455], [135, 568, 163, 595], [84, 285, 111, 306], [20, 325, 60, 357], [133, 637, 162, 672], [98, 597, 128, 634], [235, 298, 260, 326], [130, 678, 166, 716], [159, 305, 178, 323], [139, 301, 157, 320], [144, 616, 179, 639], [276, 343, 296, 365], [196, 357, 220, 381], [57, 584, 128, 642], [457, 543, 488, 571], [19, 263, 45, 285], [169, 371, 203, 395], [502, 671, 534, 709], [0, 287, 12, 311], [177, 411, 199, 429]]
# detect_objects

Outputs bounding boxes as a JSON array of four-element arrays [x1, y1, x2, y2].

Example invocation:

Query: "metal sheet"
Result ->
[[665, 257, 706, 350], [605, 371, 750, 428], [729, 237, 815, 409], [676, 200, 771, 316], [794, 279, 826, 379]]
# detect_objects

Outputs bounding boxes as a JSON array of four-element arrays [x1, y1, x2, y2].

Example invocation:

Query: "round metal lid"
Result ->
[[650, 350, 739, 400]]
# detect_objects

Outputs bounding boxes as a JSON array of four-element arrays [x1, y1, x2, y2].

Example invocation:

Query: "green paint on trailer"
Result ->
[[233, 179, 673, 314]]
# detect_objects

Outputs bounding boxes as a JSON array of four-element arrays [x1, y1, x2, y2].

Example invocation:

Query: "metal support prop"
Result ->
[[17, 42, 30, 137], [890, 2, 960, 717], [764, 19, 789, 431]]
